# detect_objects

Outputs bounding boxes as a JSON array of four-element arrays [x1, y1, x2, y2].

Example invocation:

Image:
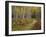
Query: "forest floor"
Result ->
[[12, 18, 41, 31]]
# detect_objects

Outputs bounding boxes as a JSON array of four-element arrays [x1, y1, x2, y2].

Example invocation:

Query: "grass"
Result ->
[[12, 18, 41, 31]]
